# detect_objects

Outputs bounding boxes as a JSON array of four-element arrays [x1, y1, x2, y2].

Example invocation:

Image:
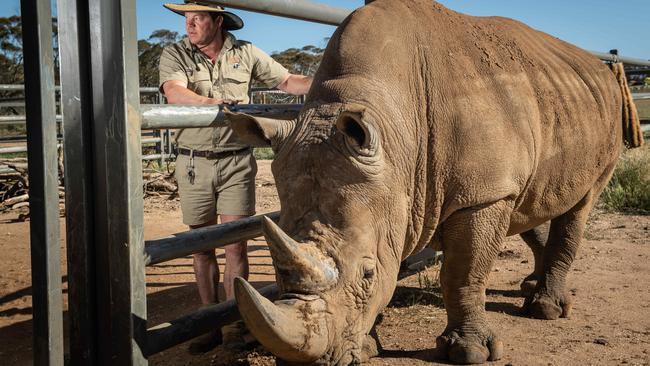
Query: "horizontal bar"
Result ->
[[0, 84, 270, 93], [0, 146, 29, 154], [145, 284, 279, 356], [0, 116, 62, 123], [0, 150, 172, 162], [589, 51, 650, 67], [144, 211, 280, 265], [627, 68, 650, 75], [140, 104, 301, 129], [140, 138, 161, 144], [201, 0, 350, 26], [141, 154, 172, 161], [634, 93, 650, 100]]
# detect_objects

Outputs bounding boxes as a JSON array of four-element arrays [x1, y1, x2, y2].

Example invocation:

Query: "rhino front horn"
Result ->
[[262, 216, 338, 290], [234, 277, 329, 362]]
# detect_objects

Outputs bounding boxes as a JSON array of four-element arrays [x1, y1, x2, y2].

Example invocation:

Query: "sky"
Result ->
[[1, 0, 648, 59]]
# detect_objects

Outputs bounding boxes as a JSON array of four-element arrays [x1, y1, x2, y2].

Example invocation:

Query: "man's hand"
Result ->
[[215, 99, 241, 106]]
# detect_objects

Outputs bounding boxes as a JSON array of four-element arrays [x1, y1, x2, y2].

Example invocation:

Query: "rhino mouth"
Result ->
[[234, 216, 338, 362]]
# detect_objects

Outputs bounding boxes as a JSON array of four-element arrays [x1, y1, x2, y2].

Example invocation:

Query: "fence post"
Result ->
[[57, 0, 99, 362], [20, 0, 64, 364], [87, 0, 147, 364]]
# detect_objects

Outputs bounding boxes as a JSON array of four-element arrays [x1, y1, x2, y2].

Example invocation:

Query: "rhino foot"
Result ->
[[523, 291, 573, 320], [434, 328, 503, 364], [519, 273, 537, 296], [360, 333, 382, 362]]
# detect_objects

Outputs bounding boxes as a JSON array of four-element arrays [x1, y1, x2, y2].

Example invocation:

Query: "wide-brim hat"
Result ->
[[163, 1, 244, 30]]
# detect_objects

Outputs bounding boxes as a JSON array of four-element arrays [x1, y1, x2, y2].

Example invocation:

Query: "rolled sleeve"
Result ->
[[250, 45, 290, 89], [158, 45, 188, 93]]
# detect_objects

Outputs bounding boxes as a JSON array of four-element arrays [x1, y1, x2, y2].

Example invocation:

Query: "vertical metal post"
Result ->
[[88, 0, 147, 364], [57, 0, 97, 363], [19, 0, 64, 364], [157, 92, 164, 168]]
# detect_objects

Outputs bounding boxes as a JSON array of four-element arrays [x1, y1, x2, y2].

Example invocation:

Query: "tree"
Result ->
[[0, 15, 58, 85], [139, 29, 180, 88], [0, 16, 25, 85], [270, 44, 324, 76]]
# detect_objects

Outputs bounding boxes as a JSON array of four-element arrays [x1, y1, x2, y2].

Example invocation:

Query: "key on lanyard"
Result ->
[[187, 149, 195, 185]]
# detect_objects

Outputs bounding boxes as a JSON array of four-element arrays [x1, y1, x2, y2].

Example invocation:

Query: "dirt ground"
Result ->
[[1, 160, 649, 365]]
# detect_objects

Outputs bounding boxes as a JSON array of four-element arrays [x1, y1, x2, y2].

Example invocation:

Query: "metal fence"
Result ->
[[19, 0, 650, 365]]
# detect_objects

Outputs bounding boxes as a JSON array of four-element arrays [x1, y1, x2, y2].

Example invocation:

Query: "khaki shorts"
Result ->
[[175, 149, 257, 226]]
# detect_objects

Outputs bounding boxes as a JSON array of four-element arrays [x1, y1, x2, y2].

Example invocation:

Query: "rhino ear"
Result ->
[[225, 110, 295, 150], [336, 104, 378, 156]]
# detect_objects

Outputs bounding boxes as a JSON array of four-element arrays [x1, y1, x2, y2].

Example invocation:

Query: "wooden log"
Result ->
[[4, 193, 29, 206], [12, 201, 29, 209], [145, 179, 177, 192]]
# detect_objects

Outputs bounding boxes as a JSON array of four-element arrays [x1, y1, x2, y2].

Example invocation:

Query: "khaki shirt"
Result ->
[[159, 33, 289, 151]]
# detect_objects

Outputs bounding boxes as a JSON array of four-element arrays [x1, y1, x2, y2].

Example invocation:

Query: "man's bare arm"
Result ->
[[163, 80, 238, 105], [276, 74, 313, 96]]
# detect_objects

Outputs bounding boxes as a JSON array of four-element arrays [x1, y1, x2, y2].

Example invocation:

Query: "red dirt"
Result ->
[[1, 160, 649, 365]]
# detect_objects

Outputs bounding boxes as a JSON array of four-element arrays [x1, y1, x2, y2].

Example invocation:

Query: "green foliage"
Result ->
[[270, 44, 325, 76], [599, 143, 650, 214], [254, 147, 275, 160], [0, 15, 24, 84], [138, 29, 180, 89]]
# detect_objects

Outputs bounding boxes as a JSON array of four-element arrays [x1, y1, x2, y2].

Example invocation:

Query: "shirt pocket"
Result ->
[[221, 69, 251, 101], [188, 69, 213, 97]]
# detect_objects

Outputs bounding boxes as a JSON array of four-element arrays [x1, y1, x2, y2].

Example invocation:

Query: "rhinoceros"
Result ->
[[225, 0, 642, 364]]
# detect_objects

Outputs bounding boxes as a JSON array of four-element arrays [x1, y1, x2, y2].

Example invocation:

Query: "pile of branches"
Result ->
[[0, 157, 66, 221], [143, 171, 178, 199], [1, 158, 178, 221]]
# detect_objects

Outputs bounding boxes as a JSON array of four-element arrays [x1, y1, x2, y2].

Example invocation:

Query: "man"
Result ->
[[159, 1, 312, 354]]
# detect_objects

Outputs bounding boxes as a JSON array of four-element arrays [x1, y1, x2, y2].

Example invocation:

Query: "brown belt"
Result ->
[[177, 147, 250, 160]]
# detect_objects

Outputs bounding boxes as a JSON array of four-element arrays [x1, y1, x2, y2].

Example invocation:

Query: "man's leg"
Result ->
[[187, 219, 224, 354], [220, 214, 250, 300], [190, 219, 219, 304]]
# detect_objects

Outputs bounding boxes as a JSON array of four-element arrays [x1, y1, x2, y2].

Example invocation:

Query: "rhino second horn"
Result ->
[[262, 216, 339, 288], [234, 277, 329, 362]]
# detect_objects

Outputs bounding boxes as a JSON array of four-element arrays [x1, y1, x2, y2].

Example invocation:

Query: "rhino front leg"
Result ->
[[519, 223, 549, 295], [435, 200, 513, 364], [523, 191, 596, 320]]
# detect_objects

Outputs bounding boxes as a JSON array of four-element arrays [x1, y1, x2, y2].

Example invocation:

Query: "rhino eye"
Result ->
[[363, 268, 375, 280]]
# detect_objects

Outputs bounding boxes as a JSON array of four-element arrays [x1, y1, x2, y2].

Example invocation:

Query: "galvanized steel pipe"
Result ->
[[140, 103, 302, 129], [0, 146, 28, 154], [144, 211, 281, 265], [201, 0, 350, 25], [589, 51, 650, 67]]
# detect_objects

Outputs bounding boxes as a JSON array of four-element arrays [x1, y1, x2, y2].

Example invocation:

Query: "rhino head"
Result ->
[[226, 97, 415, 364]]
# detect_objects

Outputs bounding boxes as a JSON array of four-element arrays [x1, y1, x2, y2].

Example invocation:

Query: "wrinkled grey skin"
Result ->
[[226, 1, 625, 365]]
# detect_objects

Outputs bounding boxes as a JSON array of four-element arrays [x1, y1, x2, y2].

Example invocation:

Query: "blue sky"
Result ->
[[1, 0, 648, 59]]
